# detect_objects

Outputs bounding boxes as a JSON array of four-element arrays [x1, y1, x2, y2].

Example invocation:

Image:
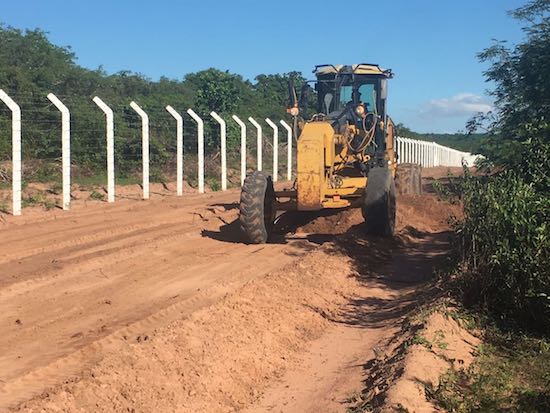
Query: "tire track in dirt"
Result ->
[[0, 196, 234, 267], [0, 188, 316, 411], [1, 179, 462, 412]]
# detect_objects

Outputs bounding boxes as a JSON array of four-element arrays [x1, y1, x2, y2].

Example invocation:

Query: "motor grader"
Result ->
[[239, 63, 421, 244]]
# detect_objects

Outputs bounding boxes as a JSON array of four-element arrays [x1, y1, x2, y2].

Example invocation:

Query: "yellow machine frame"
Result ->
[[276, 115, 397, 211]]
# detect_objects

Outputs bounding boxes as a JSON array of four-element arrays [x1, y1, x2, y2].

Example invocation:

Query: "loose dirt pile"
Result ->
[[351, 306, 480, 413]]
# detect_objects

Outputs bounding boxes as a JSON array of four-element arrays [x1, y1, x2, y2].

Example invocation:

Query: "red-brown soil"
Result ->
[[0, 172, 475, 413]]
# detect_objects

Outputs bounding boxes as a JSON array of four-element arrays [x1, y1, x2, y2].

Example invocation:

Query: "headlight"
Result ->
[[289, 107, 299, 117], [355, 104, 365, 117]]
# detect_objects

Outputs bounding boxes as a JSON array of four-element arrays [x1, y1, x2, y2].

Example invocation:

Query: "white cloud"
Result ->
[[420, 93, 493, 118]]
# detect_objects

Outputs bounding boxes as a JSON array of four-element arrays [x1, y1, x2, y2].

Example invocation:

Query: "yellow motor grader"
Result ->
[[239, 63, 421, 243]]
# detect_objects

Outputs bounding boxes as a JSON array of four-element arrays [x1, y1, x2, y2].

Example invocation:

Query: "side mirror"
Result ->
[[323, 93, 333, 114], [288, 79, 298, 108], [299, 84, 309, 108], [380, 79, 388, 100], [287, 79, 299, 117]]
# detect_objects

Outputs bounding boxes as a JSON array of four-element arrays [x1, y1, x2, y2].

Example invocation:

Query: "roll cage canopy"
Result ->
[[313, 63, 393, 78], [313, 64, 393, 116]]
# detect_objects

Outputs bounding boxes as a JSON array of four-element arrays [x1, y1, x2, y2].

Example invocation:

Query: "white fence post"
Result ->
[[166, 105, 183, 196], [422, 141, 430, 168], [0, 90, 21, 216], [394, 137, 481, 168], [424, 141, 428, 167], [248, 117, 262, 171], [210, 111, 227, 191], [279, 120, 293, 180], [265, 118, 278, 182], [398, 137, 403, 164], [130, 101, 149, 200], [187, 109, 204, 194], [92, 96, 115, 203], [47, 93, 71, 210], [232, 115, 246, 186]]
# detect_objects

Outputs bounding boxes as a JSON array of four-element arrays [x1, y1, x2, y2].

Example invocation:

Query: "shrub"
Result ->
[[454, 170, 550, 334]]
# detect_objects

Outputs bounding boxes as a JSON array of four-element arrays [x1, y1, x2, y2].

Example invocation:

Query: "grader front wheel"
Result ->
[[362, 167, 396, 237], [239, 171, 276, 244]]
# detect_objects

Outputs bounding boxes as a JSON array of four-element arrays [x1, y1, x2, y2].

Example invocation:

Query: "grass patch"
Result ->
[[74, 173, 141, 188], [431, 171, 463, 204], [427, 325, 550, 412], [22, 193, 56, 210], [206, 176, 221, 192], [89, 190, 105, 201], [47, 182, 63, 195]]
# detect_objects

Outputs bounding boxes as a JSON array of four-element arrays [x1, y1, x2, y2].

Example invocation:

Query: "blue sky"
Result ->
[[2, 0, 527, 133]]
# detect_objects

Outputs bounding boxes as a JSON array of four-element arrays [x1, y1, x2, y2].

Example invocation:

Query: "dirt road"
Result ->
[[0, 175, 460, 412]]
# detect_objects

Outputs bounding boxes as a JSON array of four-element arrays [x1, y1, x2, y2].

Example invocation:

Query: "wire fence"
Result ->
[[0, 89, 480, 216]]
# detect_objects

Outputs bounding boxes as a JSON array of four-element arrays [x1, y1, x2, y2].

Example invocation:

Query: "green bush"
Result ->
[[455, 170, 550, 334]]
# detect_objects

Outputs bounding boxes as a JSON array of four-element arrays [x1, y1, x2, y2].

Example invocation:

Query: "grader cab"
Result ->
[[239, 63, 421, 244]]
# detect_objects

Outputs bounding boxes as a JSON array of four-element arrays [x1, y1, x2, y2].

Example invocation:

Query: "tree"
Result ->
[[184, 68, 244, 115], [475, 0, 550, 190]]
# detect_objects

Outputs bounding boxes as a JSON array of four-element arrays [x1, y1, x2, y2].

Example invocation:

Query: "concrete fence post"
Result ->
[[395, 136, 403, 165], [130, 101, 149, 200], [47, 93, 71, 210], [0, 89, 21, 216], [232, 115, 247, 186], [210, 111, 227, 191], [187, 109, 204, 194], [166, 105, 184, 196], [248, 117, 262, 171], [279, 120, 293, 180], [265, 118, 278, 182], [92, 96, 115, 203]]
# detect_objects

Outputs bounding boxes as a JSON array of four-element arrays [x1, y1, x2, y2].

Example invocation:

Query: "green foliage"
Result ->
[[428, 332, 550, 412], [474, 0, 550, 179], [431, 170, 464, 204], [89, 190, 105, 201], [0, 25, 300, 182], [22, 192, 56, 209], [454, 170, 550, 334], [206, 177, 221, 192], [185, 68, 242, 114], [449, 1, 550, 335]]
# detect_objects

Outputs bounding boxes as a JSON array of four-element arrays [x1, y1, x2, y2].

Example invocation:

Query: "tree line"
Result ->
[[0, 25, 309, 178], [0, 25, 482, 181]]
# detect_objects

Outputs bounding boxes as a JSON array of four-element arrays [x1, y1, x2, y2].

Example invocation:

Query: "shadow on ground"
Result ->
[[201, 205, 352, 246]]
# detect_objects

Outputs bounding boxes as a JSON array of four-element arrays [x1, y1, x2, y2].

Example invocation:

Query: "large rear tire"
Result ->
[[239, 171, 276, 244], [362, 167, 396, 237], [395, 163, 422, 195]]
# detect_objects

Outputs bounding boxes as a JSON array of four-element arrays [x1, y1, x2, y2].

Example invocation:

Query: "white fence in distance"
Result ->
[[0, 89, 482, 216], [396, 136, 480, 167]]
